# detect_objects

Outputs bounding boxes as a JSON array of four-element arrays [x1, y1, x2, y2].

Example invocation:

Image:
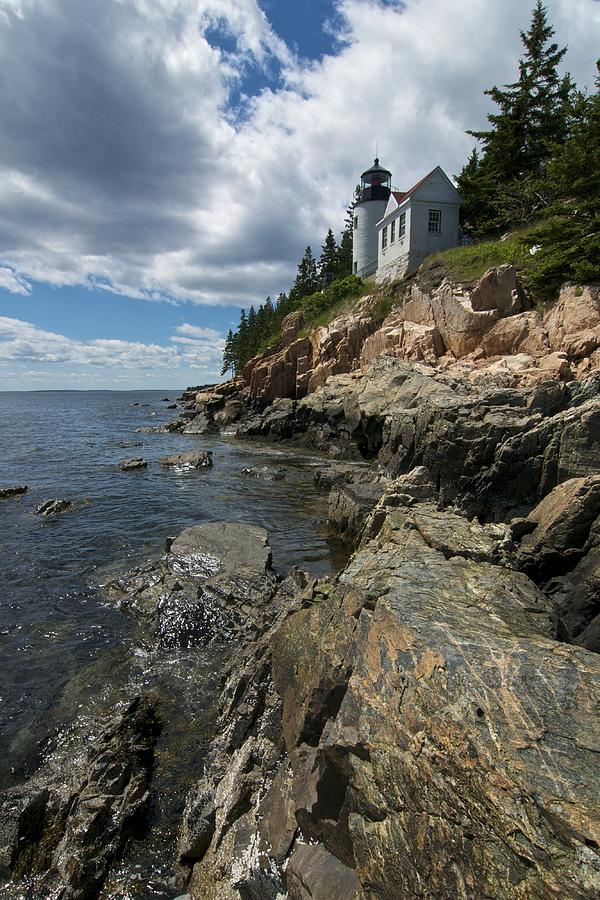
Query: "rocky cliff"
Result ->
[[3, 267, 600, 899], [167, 267, 600, 899]]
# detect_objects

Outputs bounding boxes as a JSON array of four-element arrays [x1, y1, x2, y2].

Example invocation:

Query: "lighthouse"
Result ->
[[352, 158, 391, 278]]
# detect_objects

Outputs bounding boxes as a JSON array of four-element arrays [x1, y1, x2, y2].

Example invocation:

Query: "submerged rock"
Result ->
[[159, 450, 213, 469], [36, 498, 73, 516], [0, 485, 27, 500], [241, 465, 286, 482]]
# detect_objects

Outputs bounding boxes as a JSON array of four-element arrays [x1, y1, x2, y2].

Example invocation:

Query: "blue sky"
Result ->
[[0, 0, 598, 390]]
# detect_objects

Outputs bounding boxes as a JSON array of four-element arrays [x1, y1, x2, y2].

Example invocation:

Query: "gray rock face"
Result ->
[[0, 696, 160, 899], [159, 450, 213, 469], [179, 501, 600, 900], [169, 523, 272, 580], [117, 456, 148, 471], [36, 498, 72, 516], [0, 485, 27, 499], [327, 482, 386, 542]]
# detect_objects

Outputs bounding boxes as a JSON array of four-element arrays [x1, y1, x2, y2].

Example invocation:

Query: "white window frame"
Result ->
[[382, 226, 388, 250], [428, 209, 442, 234], [390, 219, 396, 243], [353, 215, 358, 230], [399, 211, 406, 238], [353, 261, 358, 274]]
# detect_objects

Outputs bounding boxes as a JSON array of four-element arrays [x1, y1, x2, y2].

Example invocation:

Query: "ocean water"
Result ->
[[0, 390, 349, 896]]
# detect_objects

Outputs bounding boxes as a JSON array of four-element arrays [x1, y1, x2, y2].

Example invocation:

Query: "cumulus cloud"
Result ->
[[0, 0, 598, 306], [0, 316, 224, 373]]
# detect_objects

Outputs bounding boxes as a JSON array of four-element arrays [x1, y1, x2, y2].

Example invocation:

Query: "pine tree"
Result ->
[[528, 61, 600, 297], [336, 229, 354, 278], [290, 246, 320, 303], [318, 229, 339, 286], [221, 329, 235, 376], [461, 2, 573, 234]]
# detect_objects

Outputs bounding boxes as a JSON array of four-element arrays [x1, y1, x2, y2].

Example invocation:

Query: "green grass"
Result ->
[[418, 225, 542, 294]]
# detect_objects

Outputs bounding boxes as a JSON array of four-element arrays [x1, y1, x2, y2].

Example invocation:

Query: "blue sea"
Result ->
[[0, 390, 347, 895]]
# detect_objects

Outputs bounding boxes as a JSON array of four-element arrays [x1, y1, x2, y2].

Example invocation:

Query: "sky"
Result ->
[[0, 0, 598, 390]]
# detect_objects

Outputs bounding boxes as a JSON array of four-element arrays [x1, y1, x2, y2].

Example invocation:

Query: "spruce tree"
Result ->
[[336, 229, 354, 278], [461, 2, 572, 233], [318, 229, 339, 286], [221, 329, 235, 376], [290, 246, 320, 303], [529, 61, 600, 296]]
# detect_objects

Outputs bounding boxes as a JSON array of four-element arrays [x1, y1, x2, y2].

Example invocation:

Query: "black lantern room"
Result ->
[[358, 158, 392, 203]]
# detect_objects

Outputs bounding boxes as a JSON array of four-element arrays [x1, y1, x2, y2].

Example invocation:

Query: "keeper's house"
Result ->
[[352, 158, 462, 282]]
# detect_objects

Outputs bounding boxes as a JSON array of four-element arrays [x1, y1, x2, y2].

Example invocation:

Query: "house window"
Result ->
[[428, 209, 442, 234], [399, 211, 406, 238], [390, 219, 396, 243], [353, 261, 358, 274], [382, 226, 388, 250], [353, 215, 358, 230]]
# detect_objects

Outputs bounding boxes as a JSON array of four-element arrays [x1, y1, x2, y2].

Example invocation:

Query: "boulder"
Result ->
[[182, 413, 217, 435], [117, 457, 147, 471], [545, 284, 600, 358], [480, 311, 548, 357], [169, 522, 272, 579], [159, 450, 213, 469], [241, 466, 286, 482], [469, 263, 526, 315], [36, 499, 72, 516]]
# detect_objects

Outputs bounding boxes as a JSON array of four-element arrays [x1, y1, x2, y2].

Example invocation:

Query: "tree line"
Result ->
[[221, 223, 355, 376], [456, 0, 599, 295]]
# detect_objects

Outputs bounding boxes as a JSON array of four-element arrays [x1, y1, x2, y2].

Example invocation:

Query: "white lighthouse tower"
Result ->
[[352, 158, 392, 278]]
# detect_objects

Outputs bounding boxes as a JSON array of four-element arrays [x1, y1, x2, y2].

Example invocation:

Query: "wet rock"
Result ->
[[0, 485, 27, 500], [0, 695, 161, 899], [116, 440, 143, 448], [117, 457, 148, 471], [182, 414, 217, 435], [36, 499, 73, 516], [169, 523, 272, 579], [313, 463, 376, 492], [104, 523, 276, 651], [135, 425, 168, 434], [159, 450, 213, 469], [167, 403, 177, 409]]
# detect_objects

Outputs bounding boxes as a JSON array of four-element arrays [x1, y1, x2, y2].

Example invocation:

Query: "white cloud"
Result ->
[[0, 0, 598, 307], [0, 316, 224, 373], [0, 265, 31, 295]]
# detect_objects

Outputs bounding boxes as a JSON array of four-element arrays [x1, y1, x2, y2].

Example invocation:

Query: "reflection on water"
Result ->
[[0, 390, 351, 896]]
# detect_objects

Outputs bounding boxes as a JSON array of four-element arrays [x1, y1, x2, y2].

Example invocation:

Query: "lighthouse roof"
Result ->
[[361, 157, 392, 178]]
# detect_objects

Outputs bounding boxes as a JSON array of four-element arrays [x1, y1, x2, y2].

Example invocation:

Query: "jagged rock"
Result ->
[[117, 457, 148, 471], [182, 413, 217, 435], [468, 263, 526, 315], [0, 696, 160, 899], [0, 485, 27, 499], [36, 498, 72, 516], [286, 843, 362, 900], [159, 450, 213, 469], [313, 463, 376, 492], [169, 523, 272, 579], [328, 483, 386, 541], [268, 506, 597, 899], [213, 399, 245, 427], [480, 310, 549, 357]]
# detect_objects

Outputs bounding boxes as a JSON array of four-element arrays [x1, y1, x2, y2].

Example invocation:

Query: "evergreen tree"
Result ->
[[221, 329, 235, 376], [528, 61, 600, 297], [318, 229, 339, 285], [336, 229, 354, 278], [460, 2, 573, 234], [290, 246, 320, 303]]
